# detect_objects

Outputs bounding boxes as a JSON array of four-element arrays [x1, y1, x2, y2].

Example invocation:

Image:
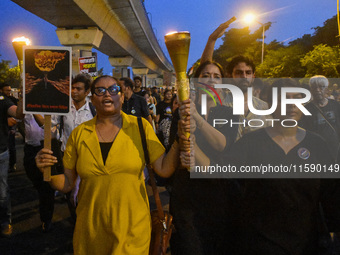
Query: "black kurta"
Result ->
[[227, 128, 340, 255]]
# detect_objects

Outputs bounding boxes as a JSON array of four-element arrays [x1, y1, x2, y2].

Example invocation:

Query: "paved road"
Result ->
[[0, 135, 169, 255]]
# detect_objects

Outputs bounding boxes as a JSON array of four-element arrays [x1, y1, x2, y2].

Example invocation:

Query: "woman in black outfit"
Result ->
[[223, 78, 340, 255], [169, 61, 238, 254]]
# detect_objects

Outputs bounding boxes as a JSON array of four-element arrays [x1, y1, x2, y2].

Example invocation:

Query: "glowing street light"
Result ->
[[244, 13, 256, 24], [243, 13, 265, 64]]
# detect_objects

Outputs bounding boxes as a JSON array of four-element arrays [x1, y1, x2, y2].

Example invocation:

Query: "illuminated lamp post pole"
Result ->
[[243, 14, 265, 64]]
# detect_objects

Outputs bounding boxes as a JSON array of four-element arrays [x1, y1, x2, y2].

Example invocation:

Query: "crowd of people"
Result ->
[[0, 19, 340, 255]]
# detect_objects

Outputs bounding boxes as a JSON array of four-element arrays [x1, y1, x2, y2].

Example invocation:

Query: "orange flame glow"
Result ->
[[12, 36, 31, 45], [34, 51, 66, 72]]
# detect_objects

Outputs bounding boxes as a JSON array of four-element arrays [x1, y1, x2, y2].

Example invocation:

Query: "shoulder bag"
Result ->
[[137, 117, 174, 255]]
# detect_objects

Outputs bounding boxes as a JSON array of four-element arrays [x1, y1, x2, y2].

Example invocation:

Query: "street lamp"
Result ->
[[243, 13, 265, 64]]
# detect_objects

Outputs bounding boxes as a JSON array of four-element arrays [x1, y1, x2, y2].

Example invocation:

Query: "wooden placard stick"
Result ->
[[43, 115, 52, 181]]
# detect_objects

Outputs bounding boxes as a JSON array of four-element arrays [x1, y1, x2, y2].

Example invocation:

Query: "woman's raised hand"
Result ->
[[209, 17, 237, 41]]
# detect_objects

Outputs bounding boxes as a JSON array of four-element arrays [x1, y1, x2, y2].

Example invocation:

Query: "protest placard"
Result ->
[[79, 55, 97, 78], [23, 46, 72, 115]]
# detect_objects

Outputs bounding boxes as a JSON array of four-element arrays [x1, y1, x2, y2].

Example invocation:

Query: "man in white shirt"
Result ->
[[59, 73, 95, 221], [60, 74, 95, 151]]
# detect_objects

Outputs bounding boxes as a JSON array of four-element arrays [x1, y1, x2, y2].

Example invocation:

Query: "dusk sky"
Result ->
[[0, 0, 337, 75]]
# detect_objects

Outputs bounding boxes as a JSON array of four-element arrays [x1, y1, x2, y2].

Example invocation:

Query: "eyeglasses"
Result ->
[[94, 85, 120, 96]]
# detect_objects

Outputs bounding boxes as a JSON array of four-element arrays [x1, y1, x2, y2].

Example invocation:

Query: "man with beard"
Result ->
[[223, 55, 271, 139], [133, 76, 144, 96], [200, 20, 271, 139]]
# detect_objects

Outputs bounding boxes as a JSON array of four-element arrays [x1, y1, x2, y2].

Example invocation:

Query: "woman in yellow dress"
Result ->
[[35, 75, 186, 254]]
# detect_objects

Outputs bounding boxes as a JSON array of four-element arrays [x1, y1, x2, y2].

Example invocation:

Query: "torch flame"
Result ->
[[166, 31, 179, 36], [12, 36, 31, 45], [166, 31, 190, 36]]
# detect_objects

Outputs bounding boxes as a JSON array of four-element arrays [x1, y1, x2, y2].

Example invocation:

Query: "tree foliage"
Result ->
[[213, 23, 272, 69], [312, 15, 339, 46], [288, 34, 314, 53], [300, 44, 340, 78], [0, 58, 21, 87], [257, 45, 305, 78], [209, 14, 340, 78]]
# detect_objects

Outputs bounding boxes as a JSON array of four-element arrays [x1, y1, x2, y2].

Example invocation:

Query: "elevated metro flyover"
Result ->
[[11, 0, 174, 77]]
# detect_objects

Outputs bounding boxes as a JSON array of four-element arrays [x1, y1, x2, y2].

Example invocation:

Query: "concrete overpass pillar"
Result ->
[[163, 71, 174, 87], [147, 73, 159, 87], [132, 68, 149, 87], [109, 56, 133, 79], [56, 27, 103, 76]]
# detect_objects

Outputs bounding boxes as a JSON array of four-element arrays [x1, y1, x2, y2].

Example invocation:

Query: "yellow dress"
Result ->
[[63, 112, 165, 255]]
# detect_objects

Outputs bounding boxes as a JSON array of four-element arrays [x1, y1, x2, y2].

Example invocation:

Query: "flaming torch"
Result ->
[[12, 36, 31, 66], [164, 31, 191, 139], [12, 36, 31, 88]]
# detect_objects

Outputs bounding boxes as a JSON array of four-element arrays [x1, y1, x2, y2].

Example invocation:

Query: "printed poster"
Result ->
[[79, 55, 97, 78], [23, 46, 72, 115]]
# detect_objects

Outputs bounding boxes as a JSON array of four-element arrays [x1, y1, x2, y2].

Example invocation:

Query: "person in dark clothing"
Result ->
[[155, 89, 172, 132], [23, 114, 59, 232], [170, 61, 238, 255], [222, 78, 340, 255], [156, 94, 178, 148], [133, 76, 144, 97], [151, 86, 161, 105], [0, 83, 18, 172], [0, 82, 23, 237], [142, 90, 157, 131], [119, 77, 152, 125], [300, 75, 340, 161]]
